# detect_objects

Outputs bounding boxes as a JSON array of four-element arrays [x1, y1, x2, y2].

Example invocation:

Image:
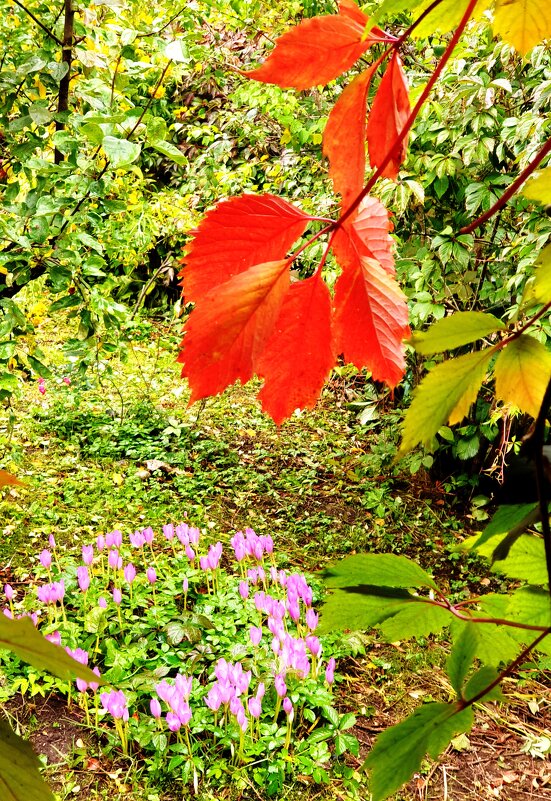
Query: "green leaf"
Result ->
[[464, 503, 538, 551], [319, 585, 414, 634], [522, 168, 551, 206], [322, 553, 438, 590], [0, 615, 101, 683], [29, 104, 52, 126], [0, 717, 54, 801], [411, 312, 505, 355], [450, 616, 521, 668], [26, 356, 52, 379], [463, 666, 503, 702], [523, 244, 551, 309], [365, 702, 473, 801], [102, 136, 141, 168], [165, 40, 188, 62], [491, 535, 548, 585], [49, 295, 81, 313], [507, 586, 551, 628], [447, 623, 478, 695], [495, 334, 551, 418], [364, 0, 422, 31], [378, 601, 450, 642], [0, 372, 18, 392], [148, 139, 187, 166], [398, 349, 493, 457], [164, 621, 202, 645]]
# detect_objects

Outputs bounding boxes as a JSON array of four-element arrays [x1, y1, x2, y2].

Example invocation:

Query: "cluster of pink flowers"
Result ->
[[205, 658, 253, 731], [66, 647, 101, 692], [36, 579, 65, 604], [231, 528, 274, 563], [101, 689, 129, 721], [199, 541, 222, 571], [152, 673, 193, 731]]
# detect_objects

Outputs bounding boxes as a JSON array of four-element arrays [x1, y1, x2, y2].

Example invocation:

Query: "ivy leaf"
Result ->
[[493, 0, 551, 54], [366, 52, 410, 180], [178, 260, 290, 404], [365, 702, 473, 801], [447, 623, 478, 695], [522, 167, 551, 206], [322, 553, 438, 590], [180, 194, 310, 302], [495, 334, 551, 417], [0, 615, 102, 683], [0, 717, 54, 801], [411, 312, 505, 355], [323, 67, 376, 207], [398, 349, 493, 457], [243, 2, 387, 90], [332, 223, 409, 388], [101, 136, 141, 168], [257, 276, 335, 424]]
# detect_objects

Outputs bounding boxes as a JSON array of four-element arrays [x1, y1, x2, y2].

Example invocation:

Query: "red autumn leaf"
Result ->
[[332, 221, 409, 386], [243, 3, 387, 90], [257, 275, 335, 424], [180, 194, 311, 302], [351, 196, 395, 275], [178, 260, 291, 403], [366, 52, 411, 180], [323, 66, 376, 208]]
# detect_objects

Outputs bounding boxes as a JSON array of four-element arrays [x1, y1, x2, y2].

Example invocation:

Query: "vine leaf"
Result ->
[[178, 260, 291, 403], [180, 194, 311, 302], [243, 1, 387, 90], [522, 244, 551, 307], [366, 51, 410, 179], [365, 702, 474, 801], [351, 195, 396, 274], [0, 717, 54, 801], [411, 311, 505, 355], [411, 0, 492, 38], [491, 535, 548, 586], [495, 334, 551, 417], [323, 66, 376, 207], [323, 553, 438, 590], [398, 349, 494, 457], [493, 0, 551, 54], [522, 167, 551, 206], [256, 276, 335, 424], [378, 602, 449, 641], [447, 623, 478, 695]]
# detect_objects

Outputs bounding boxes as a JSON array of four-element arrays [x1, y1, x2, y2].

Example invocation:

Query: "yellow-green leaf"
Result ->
[[411, 312, 505, 355], [411, 0, 491, 38], [493, 0, 551, 55], [521, 167, 551, 205], [398, 349, 493, 457], [0, 718, 53, 801], [494, 334, 551, 417], [522, 245, 551, 308]]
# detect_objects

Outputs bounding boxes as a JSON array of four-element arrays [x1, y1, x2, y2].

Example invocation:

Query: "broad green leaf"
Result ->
[[522, 168, 551, 206], [411, 312, 505, 355], [29, 104, 52, 125], [48, 295, 81, 313], [411, 0, 492, 38], [491, 535, 548, 585], [149, 139, 187, 166], [0, 372, 18, 392], [365, 702, 473, 801], [495, 334, 551, 417], [102, 136, 141, 168], [319, 585, 415, 634], [364, 0, 421, 32], [507, 586, 551, 628], [0, 717, 53, 801], [493, 0, 551, 54], [378, 601, 450, 642], [322, 553, 437, 590], [398, 349, 493, 457], [164, 621, 202, 645], [464, 503, 538, 552], [0, 615, 101, 683], [451, 616, 522, 668], [447, 623, 477, 695], [464, 666, 503, 702]]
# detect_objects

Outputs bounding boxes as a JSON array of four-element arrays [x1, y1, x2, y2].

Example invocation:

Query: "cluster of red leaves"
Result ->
[[178, 0, 411, 423]]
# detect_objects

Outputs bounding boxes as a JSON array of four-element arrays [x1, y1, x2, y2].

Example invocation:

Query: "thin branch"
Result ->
[[137, 4, 188, 38], [461, 136, 551, 234], [10, 0, 63, 46], [126, 61, 172, 140]]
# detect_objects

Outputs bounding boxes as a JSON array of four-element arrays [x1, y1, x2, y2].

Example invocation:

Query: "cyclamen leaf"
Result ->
[[398, 349, 493, 457], [323, 553, 438, 590], [323, 66, 376, 207], [411, 311, 505, 355], [257, 275, 335, 424], [493, 0, 551, 55], [522, 168, 551, 206], [0, 717, 53, 801], [243, 3, 387, 90], [178, 260, 290, 404], [332, 224, 409, 388], [180, 194, 310, 302], [366, 52, 410, 180], [366, 702, 473, 801], [495, 334, 551, 417]]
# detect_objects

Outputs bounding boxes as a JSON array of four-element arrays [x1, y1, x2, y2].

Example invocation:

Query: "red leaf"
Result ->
[[366, 52, 410, 180], [332, 220, 409, 386], [351, 196, 395, 275], [178, 260, 290, 403], [180, 194, 310, 302], [323, 67, 376, 208], [257, 275, 336, 423], [243, 5, 387, 90]]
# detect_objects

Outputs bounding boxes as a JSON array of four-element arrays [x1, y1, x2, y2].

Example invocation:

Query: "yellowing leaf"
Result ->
[[495, 334, 551, 417], [411, 0, 491, 38], [521, 166, 551, 205], [522, 244, 551, 307], [0, 470, 25, 488], [411, 312, 505, 355], [493, 0, 551, 54], [398, 349, 493, 457]]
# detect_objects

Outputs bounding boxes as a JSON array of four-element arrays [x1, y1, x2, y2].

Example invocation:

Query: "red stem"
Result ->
[[461, 136, 551, 234]]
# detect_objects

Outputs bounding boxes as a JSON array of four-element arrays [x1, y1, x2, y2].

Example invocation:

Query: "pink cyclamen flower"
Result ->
[[182, 577, 189, 593], [306, 635, 322, 657], [98, 596, 107, 609], [249, 626, 262, 647], [112, 530, 122, 548], [185, 544, 195, 561], [81, 545, 94, 565], [48, 534, 56, 549], [39, 549, 52, 569], [162, 524, 174, 541], [325, 657, 336, 685], [63, 376, 71, 385], [274, 674, 287, 698], [238, 580, 249, 600], [123, 563, 136, 585], [150, 697, 162, 719], [248, 696, 262, 718], [77, 566, 90, 592], [96, 534, 105, 551], [108, 549, 120, 569], [45, 630, 61, 645], [143, 527, 154, 545], [112, 587, 122, 605], [146, 567, 157, 584], [283, 697, 293, 716], [100, 689, 128, 721], [306, 608, 319, 631], [4, 584, 14, 602], [38, 378, 46, 395]]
